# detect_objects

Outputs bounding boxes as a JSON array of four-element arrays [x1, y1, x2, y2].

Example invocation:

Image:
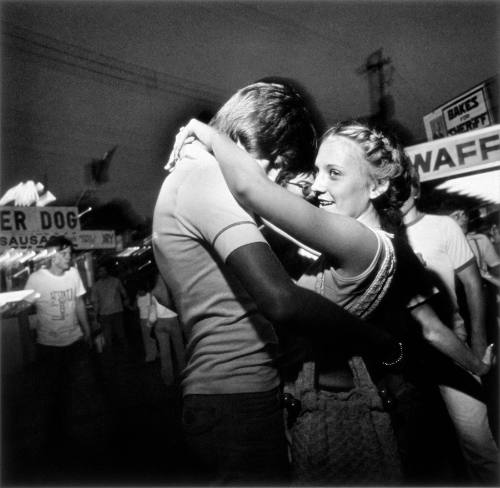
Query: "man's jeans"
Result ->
[[439, 383, 499, 483], [432, 353, 499, 483], [35, 339, 88, 445], [99, 312, 127, 349], [182, 388, 289, 485]]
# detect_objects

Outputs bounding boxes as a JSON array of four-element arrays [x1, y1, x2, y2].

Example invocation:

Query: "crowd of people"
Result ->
[[18, 79, 499, 486]]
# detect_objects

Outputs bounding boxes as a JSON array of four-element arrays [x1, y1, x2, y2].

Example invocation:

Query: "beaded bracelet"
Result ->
[[382, 341, 404, 367]]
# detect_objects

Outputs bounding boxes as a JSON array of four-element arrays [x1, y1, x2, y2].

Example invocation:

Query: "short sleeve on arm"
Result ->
[[212, 221, 267, 262], [72, 268, 86, 297], [178, 158, 268, 262], [444, 217, 474, 271]]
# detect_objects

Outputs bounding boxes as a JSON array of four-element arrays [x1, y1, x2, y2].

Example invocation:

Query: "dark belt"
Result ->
[[317, 366, 355, 392]]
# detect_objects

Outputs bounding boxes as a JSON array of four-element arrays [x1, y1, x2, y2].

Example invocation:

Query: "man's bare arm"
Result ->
[[457, 261, 487, 358], [76, 296, 91, 345]]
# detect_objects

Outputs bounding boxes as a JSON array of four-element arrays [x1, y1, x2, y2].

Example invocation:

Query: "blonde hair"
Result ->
[[323, 121, 412, 234]]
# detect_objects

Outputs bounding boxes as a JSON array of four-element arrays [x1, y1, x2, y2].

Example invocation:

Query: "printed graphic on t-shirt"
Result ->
[[49, 288, 75, 320]]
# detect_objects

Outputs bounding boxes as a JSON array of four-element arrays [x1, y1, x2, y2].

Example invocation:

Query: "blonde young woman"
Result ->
[[168, 119, 495, 482]]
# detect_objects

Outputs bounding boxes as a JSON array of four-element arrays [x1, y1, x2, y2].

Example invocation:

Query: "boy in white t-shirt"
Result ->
[[23, 235, 91, 449]]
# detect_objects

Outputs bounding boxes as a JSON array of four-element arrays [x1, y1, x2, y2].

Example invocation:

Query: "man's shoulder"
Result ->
[[420, 213, 463, 234], [467, 232, 489, 244], [66, 266, 81, 277], [421, 213, 452, 224], [167, 151, 219, 181], [28, 267, 46, 278], [24, 268, 46, 288], [110, 276, 123, 288], [60, 267, 82, 285], [156, 155, 226, 209]]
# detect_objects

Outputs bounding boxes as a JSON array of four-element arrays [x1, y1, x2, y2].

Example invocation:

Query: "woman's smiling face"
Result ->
[[311, 135, 374, 219]]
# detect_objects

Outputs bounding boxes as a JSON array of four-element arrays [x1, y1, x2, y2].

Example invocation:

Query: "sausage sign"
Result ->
[[0, 230, 116, 250], [405, 124, 500, 182]]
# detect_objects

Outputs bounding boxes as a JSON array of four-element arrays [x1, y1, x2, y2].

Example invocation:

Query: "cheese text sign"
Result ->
[[0, 207, 80, 232], [405, 125, 500, 182]]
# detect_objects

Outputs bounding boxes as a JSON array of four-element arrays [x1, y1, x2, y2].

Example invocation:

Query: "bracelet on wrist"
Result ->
[[382, 341, 404, 367]]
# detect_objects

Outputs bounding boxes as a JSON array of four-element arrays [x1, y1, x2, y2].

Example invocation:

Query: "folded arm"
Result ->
[[457, 262, 487, 358]]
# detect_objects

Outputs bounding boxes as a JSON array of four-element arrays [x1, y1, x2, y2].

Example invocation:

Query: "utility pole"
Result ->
[[358, 48, 394, 121]]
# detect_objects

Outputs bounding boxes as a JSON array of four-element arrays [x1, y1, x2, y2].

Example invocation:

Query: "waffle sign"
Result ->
[[405, 124, 500, 182]]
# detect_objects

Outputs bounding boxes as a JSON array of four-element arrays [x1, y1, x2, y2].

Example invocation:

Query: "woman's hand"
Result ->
[[165, 119, 218, 173]]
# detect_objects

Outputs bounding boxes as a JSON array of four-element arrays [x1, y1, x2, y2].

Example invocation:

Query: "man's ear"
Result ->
[[256, 158, 272, 172], [263, 154, 285, 180], [266, 167, 279, 182], [236, 138, 271, 172], [369, 178, 390, 199]]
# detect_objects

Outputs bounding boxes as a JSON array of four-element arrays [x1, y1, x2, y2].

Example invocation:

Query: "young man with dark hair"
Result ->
[[91, 262, 129, 352], [23, 235, 91, 449], [401, 166, 498, 482], [153, 81, 400, 485]]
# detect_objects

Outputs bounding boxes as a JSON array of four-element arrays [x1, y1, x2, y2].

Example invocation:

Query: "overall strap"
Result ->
[[293, 360, 316, 399], [349, 356, 376, 390]]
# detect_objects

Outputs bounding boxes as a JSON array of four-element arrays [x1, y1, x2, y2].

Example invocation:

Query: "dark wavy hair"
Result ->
[[45, 235, 74, 251], [322, 121, 412, 237], [210, 81, 318, 182]]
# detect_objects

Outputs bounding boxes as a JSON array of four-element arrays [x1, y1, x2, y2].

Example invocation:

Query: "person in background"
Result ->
[[450, 207, 500, 444], [149, 278, 185, 387], [487, 221, 500, 256], [23, 235, 92, 451], [450, 208, 500, 286], [400, 166, 498, 482], [91, 263, 129, 352], [401, 169, 487, 348], [135, 282, 157, 363]]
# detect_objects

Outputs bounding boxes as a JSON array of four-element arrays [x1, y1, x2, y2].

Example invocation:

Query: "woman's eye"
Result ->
[[329, 169, 340, 177]]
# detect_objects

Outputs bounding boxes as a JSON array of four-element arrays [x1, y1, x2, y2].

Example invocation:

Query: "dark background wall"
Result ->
[[2, 1, 499, 219], [2, 20, 223, 218]]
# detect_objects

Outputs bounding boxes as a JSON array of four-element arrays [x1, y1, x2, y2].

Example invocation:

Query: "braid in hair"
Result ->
[[323, 121, 411, 237]]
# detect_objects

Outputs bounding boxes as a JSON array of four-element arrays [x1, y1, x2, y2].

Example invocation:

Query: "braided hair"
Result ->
[[322, 121, 412, 237]]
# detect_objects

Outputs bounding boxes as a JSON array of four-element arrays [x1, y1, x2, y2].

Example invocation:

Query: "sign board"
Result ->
[[442, 84, 491, 136], [0, 207, 80, 233], [405, 124, 500, 182], [0, 230, 116, 251], [423, 109, 447, 141], [423, 80, 495, 140]]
